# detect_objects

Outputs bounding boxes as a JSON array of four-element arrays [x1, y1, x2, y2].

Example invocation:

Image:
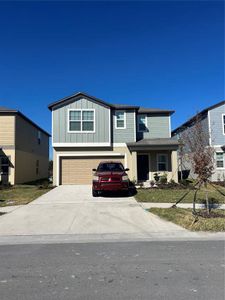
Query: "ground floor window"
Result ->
[[157, 154, 168, 171], [36, 160, 39, 175], [216, 152, 224, 168]]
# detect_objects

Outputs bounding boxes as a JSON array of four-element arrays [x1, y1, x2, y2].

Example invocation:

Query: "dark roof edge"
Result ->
[[48, 91, 175, 114], [48, 92, 113, 110], [172, 100, 225, 136], [138, 109, 175, 115], [0, 110, 51, 137]]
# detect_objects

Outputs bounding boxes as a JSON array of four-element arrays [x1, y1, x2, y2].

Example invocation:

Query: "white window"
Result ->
[[222, 114, 225, 135], [216, 152, 224, 168], [138, 114, 147, 132], [157, 154, 168, 171], [68, 109, 95, 132], [115, 111, 126, 129]]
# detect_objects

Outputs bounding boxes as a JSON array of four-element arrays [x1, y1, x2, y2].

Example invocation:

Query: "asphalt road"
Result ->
[[0, 241, 224, 300]]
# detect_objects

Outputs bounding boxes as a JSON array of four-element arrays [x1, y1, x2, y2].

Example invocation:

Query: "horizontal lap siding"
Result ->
[[61, 156, 124, 185], [53, 97, 110, 143], [0, 116, 15, 146], [209, 104, 225, 145], [137, 114, 170, 140]]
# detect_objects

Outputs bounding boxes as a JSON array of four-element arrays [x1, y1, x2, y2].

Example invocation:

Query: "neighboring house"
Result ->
[[48, 92, 179, 186], [0, 106, 50, 185], [172, 100, 225, 181]]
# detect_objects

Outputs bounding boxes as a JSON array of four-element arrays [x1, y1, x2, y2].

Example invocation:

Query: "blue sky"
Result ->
[[0, 1, 224, 136]]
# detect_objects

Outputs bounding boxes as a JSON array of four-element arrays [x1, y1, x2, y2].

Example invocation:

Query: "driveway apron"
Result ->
[[0, 185, 188, 237]]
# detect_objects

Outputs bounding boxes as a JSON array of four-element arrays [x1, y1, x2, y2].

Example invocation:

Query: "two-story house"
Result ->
[[172, 100, 225, 181], [0, 106, 50, 184], [48, 92, 179, 186]]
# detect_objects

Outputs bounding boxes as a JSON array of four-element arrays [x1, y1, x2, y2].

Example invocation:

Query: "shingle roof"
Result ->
[[0, 106, 50, 136], [127, 138, 179, 147], [48, 91, 174, 114], [172, 100, 225, 136], [138, 107, 174, 114], [0, 106, 17, 112]]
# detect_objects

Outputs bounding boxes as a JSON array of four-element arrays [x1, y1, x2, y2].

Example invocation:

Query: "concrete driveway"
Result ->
[[0, 185, 206, 241]]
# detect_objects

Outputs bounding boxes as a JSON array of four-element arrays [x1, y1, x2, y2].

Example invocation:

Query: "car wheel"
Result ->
[[92, 189, 98, 197]]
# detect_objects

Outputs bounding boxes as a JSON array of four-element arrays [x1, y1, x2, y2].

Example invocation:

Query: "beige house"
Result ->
[[49, 92, 179, 186], [0, 106, 50, 185]]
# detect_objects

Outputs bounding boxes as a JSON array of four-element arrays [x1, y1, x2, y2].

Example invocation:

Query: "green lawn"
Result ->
[[149, 207, 225, 232], [0, 185, 53, 206], [135, 186, 225, 204]]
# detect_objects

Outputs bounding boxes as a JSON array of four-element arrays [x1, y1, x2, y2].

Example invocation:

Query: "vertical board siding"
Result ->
[[209, 103, 225, 145], [113, 110, 136, 143], [53, 97, 110, 143], [137, 114, 170, 140]]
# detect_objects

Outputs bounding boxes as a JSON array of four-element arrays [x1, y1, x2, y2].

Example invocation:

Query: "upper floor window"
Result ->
[[137, 114, 147, 132], [115, 111, 126, 129], [68, 109, 95, 132], [216, 152, 224, 168], [157, 154, 168, 171], [38, 131, 41, 144], [222, 114, 225, 135]]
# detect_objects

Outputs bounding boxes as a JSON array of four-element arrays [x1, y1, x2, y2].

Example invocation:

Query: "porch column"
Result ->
[[131, 151, 137, 182], [171, 150, 178, 183]]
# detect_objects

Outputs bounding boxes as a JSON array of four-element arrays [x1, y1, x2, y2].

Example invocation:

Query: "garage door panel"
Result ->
[[60, 156, 124, 185]]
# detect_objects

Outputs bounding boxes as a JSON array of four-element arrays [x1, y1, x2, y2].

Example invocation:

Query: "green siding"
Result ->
[[137, 114, 170, 140], [53, 97, 110, 143], [113, 110, 136, 143]]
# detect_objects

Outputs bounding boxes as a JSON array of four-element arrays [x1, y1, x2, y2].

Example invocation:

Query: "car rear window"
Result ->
[[97, 163, 124, 172]]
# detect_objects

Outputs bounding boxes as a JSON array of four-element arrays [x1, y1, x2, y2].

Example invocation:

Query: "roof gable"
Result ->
[[172, 100, 225, 136], [0, 107, 50, 137], [48, 92, 113, 110], [48, 91, 175, 114]]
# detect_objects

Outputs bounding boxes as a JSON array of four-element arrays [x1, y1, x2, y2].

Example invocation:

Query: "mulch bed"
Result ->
[[196, 210, 225, 219]]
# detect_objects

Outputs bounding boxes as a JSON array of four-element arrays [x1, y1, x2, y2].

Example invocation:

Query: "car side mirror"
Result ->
[[125, 168, 129, 171], [92, 168, 97, 172]]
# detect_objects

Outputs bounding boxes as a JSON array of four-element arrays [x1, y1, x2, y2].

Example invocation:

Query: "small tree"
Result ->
[[180, 115, 215, 214]]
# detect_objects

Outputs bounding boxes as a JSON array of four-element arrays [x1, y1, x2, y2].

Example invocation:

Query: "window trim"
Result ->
[[137, 114, 148, 132], [222, 114, 225, 135], [115, 110, 126, 129], [216, 152, 224, 169], [68, 109, 95, 133], [157, 153, 168, 172]]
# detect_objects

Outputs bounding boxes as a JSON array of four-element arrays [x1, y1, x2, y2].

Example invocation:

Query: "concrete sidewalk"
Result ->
[[140, 203, 225, 210]]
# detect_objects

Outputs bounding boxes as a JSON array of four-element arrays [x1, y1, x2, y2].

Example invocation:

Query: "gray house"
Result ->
[[48, 92, 179, 186], [172, 100, 225, 181]]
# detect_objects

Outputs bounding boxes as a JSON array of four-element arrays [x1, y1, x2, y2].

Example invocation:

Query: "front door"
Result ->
[[137, 154, 149, 181]]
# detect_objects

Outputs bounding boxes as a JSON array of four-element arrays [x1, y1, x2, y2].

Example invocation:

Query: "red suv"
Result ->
[[92, 161, 130, 197]]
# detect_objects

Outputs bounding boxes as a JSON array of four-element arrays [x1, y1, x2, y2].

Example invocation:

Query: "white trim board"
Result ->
[[208, 110, 212, 146], [222, 113, 225, 135], [53, 142, 111, 147]]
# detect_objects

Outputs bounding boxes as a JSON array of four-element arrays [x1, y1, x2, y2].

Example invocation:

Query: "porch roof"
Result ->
[[127, 138, 179, 151]]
